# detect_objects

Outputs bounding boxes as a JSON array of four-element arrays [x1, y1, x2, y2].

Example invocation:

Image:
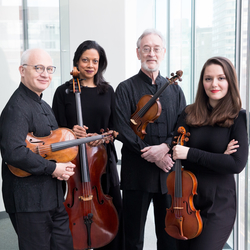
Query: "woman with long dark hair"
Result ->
[[52, 40, 124, 250], [172, 56, 248, 250]]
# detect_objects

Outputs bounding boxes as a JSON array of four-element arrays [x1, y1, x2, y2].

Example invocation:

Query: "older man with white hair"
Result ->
[[115, 29, 186, 250]]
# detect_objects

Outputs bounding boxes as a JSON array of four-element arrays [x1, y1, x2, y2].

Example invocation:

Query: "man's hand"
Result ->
[[52, 162, 75, 181], [155, 154, 174, 173], [141, 143, 170, 163]]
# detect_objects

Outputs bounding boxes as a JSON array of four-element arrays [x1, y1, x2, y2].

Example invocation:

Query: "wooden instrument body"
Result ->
[[65, 67, 119, 249], [165, 167, 203, 240], [65, 144, 119, 249], [130, 70, 183, 140], [130, 95, 162, 139], [8, 128, 78, 177], [165, 126, 203, 240]]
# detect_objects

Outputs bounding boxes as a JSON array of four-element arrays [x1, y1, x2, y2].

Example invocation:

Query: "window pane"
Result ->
[[26, 0, 60, 105]]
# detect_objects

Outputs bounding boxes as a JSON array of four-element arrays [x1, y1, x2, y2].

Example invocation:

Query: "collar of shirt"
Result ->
[[138, 70, 164, 87], [20, 82, 43, 103]]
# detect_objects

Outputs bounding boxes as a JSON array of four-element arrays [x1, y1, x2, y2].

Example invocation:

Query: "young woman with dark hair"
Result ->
[[172, 56, 248, 250], [52, 40, 124, 250]]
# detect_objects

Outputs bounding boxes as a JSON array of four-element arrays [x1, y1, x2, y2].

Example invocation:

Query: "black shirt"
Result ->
[[114, 70, 186, 193], [0, 83, 63, 213]]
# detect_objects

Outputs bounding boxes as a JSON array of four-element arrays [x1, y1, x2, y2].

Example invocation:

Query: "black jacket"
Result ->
[[0, 83, 64, 213]]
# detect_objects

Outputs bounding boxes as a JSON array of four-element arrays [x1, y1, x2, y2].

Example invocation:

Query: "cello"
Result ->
[[64, 67, 119, 249], [130, 70, 183, 139], [165, 126, 203, 240]]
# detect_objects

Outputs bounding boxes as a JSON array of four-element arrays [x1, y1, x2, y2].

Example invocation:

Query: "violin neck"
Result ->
[[174, 159, 182, 198], [51, 134, 104, 152]]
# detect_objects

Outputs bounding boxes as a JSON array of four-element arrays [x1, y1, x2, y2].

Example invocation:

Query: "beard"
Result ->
[[141, 61, 159, 72]]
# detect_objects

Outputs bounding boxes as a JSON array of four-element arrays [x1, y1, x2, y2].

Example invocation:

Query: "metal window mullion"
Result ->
[[245, 0, 250, 247], [22, 0, 28, 50], [190, 0, 195, 103], [234, 0, 242, 249]]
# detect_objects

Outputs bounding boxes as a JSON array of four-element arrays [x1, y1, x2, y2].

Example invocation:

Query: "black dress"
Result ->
[[173, 109, 248, 250], [52, 81, 124, 250]]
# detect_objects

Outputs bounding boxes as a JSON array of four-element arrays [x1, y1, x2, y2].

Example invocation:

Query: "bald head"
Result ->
[[19, 48, 54, 96]]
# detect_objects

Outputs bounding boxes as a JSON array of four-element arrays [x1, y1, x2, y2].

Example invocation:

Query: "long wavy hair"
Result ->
[[185, 56, 242, 127], [73, 40, 109, 94]]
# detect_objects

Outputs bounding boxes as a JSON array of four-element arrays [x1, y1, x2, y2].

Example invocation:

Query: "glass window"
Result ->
[[25, 0, 60, 105]]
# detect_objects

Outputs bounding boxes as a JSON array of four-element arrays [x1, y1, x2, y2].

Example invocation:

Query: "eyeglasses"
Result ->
[[22, 64, 56, 74], [140, 47, 163, 54]]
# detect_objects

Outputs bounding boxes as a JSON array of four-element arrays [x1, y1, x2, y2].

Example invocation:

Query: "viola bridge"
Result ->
[[173, 206, 183, 210]]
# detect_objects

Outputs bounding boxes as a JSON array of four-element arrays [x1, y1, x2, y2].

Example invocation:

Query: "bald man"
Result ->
[[0, 48, 75, 250]]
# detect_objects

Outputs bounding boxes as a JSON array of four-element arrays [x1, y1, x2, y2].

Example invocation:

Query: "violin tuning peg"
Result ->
[[106, 128, 110, 131], [179, 78, 182, 82], [171, 72, 174, 76], [186, 132, 190, 137], [172, 141, 177, 145], [184, 138, 189, 142], [100, 128, 104, 133]]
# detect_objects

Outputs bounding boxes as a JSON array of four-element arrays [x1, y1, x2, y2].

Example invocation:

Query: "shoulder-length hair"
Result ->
[[73, 40, 108, 94], [185, 56, 242, 127]]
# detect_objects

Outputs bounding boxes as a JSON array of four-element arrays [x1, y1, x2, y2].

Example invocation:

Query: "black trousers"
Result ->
[[123, 190, 177, 250], [9, 203, 73, 250]]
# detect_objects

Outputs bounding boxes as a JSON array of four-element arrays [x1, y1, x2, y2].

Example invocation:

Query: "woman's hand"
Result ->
[[73, 125, 88, 138], [172, 145, 189, 161], [224, 139, 239, 155]]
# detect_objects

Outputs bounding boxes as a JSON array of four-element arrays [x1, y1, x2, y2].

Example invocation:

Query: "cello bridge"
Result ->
[[78, 195, 93, 201]]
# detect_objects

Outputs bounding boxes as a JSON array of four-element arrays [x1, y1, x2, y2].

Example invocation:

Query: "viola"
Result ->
[[7, 128, 116, 177], [130, 70, 183, 139], [64, 67, 119, 249], [165, 126, 203, 240]]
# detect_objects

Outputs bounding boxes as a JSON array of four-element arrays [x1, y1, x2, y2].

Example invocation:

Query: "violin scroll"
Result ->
[[167, 70, 183, 85], [172, 126, 190, 146]]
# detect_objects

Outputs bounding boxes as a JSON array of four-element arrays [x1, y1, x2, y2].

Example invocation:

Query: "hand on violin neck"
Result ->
[[86, 132, 105, 147], [73, 125, 88, 138], [141, 143, 170, 163], [52, 162, 76, 181], [155, 154, 174, 173], [172, 145, 189, 160]]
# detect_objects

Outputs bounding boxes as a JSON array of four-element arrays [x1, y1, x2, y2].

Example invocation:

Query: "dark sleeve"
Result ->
[[52, 85, 68, 127], [114, 82, 148, 155], [187, 110, 248, 174], [0, 104, 56, 175], [108, 85, 115, 130]]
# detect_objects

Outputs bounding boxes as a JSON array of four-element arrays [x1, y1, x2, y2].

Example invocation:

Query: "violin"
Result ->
[[130, 70, 183, 139], [7, 128, 116, 177], [165, 126, 203, 240], [64, 67, 119, 249]]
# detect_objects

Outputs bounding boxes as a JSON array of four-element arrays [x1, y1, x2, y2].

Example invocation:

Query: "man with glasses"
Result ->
[[0, 48, 75, 249], [114, 29, 186, 250]]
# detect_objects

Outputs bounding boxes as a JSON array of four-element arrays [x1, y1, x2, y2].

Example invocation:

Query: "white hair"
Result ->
[[136, 29, 166, 48]]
